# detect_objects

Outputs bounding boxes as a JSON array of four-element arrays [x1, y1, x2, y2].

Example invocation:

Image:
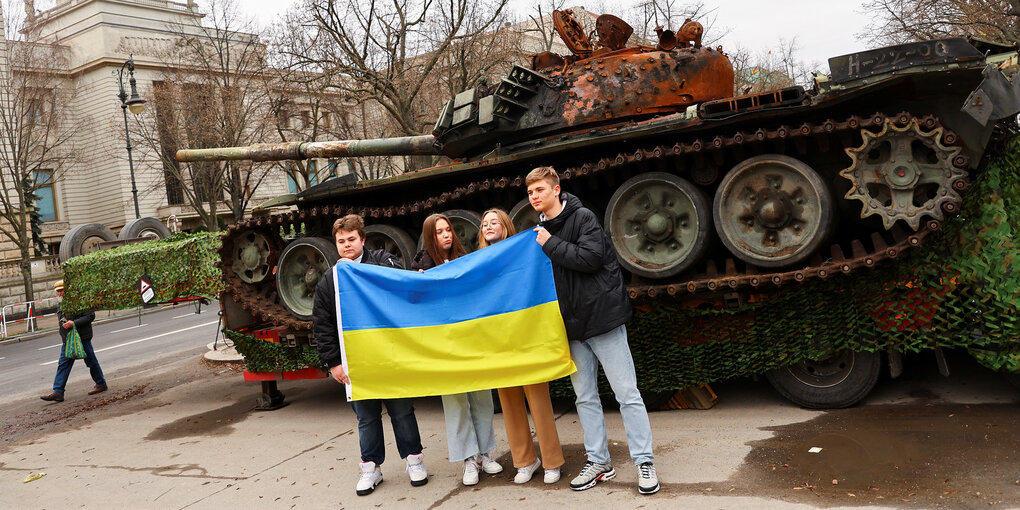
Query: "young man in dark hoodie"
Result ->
[[312, 214, 429, 496], [527, 166, 659, 495]]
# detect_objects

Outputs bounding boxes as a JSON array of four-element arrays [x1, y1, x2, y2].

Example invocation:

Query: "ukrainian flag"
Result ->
[[333, 230, 575, 401]]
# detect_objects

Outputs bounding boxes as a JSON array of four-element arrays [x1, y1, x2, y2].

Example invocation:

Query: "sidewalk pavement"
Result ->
[[0, 352, 885, 510]]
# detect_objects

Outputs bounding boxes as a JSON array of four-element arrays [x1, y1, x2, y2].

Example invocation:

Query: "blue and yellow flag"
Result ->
[[333, 231, 575, 401]]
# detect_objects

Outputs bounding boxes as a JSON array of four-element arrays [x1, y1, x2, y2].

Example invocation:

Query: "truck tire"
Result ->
[[58, 223, 116, 262], [118, 217, 172, 240], [765, 350, 881, 409]]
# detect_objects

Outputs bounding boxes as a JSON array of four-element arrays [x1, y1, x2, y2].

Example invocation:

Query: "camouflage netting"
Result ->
[[62, 232, 223, 316], [225, 329, 321, 373], [608, 141, 1020, 395], [230, 143, 1020, 392]]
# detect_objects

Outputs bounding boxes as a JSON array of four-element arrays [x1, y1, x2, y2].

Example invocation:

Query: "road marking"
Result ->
[[38, 343, 62, 350], [173, 313, 199, 319], [40, 320, 219, 365], [109, 324, 147, 334]]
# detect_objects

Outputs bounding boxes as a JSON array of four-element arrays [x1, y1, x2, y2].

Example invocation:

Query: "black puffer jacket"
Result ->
[[313, 248, 402, 369], [541, 192, 632, 341]]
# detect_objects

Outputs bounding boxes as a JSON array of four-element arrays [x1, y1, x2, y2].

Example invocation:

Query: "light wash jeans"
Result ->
[[441, 390, 496, 462], [569, 324, 654, 466]]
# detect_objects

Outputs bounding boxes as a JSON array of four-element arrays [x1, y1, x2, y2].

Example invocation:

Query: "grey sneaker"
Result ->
[[569, 460, 615, 491], [637, 462, 660, 495]]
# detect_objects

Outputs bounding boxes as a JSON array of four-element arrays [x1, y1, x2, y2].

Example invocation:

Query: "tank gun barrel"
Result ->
[[176, 135, 438, 163]]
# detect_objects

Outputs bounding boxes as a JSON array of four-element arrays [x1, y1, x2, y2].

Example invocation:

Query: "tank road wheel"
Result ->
[[365, 224, 416, 269], [58, 223, 116, 262], [418, 209, 483, 253], [510, 198, 541, 232], [276, 237, 339, 320], [766, 350, 881, 409], [605, 172, 712, 278], [232, 230, 277, 283], [118, 217, 171, 241], [713, 155, 834, 269], [840, 118, 966, 230]]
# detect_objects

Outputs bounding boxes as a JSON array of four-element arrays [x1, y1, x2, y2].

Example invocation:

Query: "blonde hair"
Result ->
[[422, 213, 466, 264], [477, 208, 516, 248], [526, 166, 559, 187]]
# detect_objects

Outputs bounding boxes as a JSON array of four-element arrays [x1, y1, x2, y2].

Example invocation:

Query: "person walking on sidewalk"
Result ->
[[412, 213, 503, 486], [40, 280, 107, 402], [313, 214, 429, 496], [477, 208, 565, 485], [526, 166, 660, 495]]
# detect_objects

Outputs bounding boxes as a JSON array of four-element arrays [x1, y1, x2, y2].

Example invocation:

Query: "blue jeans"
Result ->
[[569, 324, 654, 466], [52, 340, 106, 395], [441, 390, 496, 462], [350, 398, 423, 465]]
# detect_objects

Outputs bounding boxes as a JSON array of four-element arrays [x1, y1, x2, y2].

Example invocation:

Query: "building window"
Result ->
[[286, 162, 318, 193], [34, 170, 57, 222]]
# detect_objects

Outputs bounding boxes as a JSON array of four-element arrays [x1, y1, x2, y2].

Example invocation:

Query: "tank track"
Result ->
[[218, 111, 969, 330]]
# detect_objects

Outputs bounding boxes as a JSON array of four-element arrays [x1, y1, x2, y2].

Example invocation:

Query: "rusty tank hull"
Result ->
[[180, 12, 1020, 408]]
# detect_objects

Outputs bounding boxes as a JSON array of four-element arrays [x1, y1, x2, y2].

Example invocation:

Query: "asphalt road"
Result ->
[[0, 302, 222, 401]]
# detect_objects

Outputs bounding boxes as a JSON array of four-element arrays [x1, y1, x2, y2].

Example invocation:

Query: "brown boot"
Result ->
[[40, 393, 64, 402], [88, 384, 108, 395]]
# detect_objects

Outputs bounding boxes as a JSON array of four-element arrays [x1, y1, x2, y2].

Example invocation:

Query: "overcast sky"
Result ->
[[241, 0, 876, 71]]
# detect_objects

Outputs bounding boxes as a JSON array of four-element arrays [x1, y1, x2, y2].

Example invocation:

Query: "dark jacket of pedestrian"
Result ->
[[540, 191, 632, 341], [313, 248, 402, 369], [59, 309, 95, 343], [410, 250, 438, 271]]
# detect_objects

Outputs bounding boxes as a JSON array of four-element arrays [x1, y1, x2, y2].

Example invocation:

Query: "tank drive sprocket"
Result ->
[[840, 116, 968, 231]]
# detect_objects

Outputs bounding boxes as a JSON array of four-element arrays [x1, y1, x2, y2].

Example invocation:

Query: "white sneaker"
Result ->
[[513, 458, 541, 484], [637, 461, 660, 495], [406, 453, 429, 487], [463, 458, 480, 486], [356, 461, 383, 496], [478, 453, 503, 474], [544, 467, 561, 484]]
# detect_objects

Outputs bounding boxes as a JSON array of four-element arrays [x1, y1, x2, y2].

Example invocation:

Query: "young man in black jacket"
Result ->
[[40, 280, 107, 402], [528, 166, 659, 495], [312, 214, 428, 496]]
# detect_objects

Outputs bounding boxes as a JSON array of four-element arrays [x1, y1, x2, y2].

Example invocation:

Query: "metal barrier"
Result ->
[[1, 297, 61, 338]]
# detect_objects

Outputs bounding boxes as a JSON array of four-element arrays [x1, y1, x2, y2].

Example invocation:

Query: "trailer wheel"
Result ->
[[766, 350, 881, 409], [365, 224, 416, 269], [509, 198, 541, 232], [276, 237, 339, 320], [58, 223, 116, 262], [118, 217, 171, 240]]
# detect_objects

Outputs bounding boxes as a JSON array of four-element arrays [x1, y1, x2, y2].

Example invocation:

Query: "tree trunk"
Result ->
[[19, 247, 34, 303]]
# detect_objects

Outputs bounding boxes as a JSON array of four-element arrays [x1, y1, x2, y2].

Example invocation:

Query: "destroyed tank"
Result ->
[[178, 11, 1020, 409]]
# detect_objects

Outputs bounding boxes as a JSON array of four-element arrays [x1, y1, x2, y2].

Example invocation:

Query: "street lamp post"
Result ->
[[117, 55, 146, 219]]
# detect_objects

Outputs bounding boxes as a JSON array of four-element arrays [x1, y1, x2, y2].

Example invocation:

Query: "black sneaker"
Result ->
[[637, 461, 660, 495], [569, 460, 615, 491]]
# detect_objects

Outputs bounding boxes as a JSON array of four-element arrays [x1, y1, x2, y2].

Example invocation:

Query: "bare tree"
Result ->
[[727, 38, 820, 96], [134, 0, 274, 231], [289, 0, 512, 171], [523, 0, 567, 52], [627, 1, 726, 46], [0, 7, 80, 300], [265, 5, 401, 186], [861, 0, 1019, 45]]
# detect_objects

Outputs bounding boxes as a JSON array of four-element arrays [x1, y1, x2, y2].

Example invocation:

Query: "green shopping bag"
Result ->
[[64, 325, 86, 359]]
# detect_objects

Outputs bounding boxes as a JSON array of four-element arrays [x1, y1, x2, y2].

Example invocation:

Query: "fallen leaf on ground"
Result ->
[[22, 472, 45, 483]]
